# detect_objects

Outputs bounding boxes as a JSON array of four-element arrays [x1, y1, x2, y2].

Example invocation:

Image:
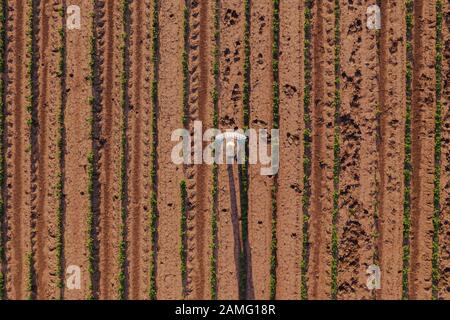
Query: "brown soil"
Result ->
[[125, 0, 152, 300], [275, 0, 304, 300], [155, 0, 184, 300], [246, 0, 273, 300], [439, 0, 450, 299], [216, 0, 244, 300], [307, 0, 335, 300], [95, 0, 123, 299], [337, 1, 378, 300], [408, 0, 436, 300], [4, 0, 32, 300], [376, 0, 406, 300], [34, 0, 63, 300], [184, 0, 214, 300], [63, 0, 93, 300]]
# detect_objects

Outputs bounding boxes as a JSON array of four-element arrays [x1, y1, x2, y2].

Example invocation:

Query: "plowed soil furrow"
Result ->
[[337, 0, 378, 300], [246, 0, 273, 300], [95, 0, 123, 299], [126, 0, 152, 300], [376, 0, 406, 300], [155, 0, 184, 299], [184, 0, 214, 300], [216, 0, 244, 300], [275, 0, 304, 300], [63, 0, 93, 300], [34, 0, 63, 300], [307, 0, 335, 300], [439, 0, 450, 299], [4, 0, 32, 300], [408, 0, 436, 300]]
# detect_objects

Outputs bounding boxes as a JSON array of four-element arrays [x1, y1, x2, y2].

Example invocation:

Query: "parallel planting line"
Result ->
[[432, 0, 443, 299], [149, 0, 160, 300], [438, 0, 450, 299], [0, 0, 7, 299], [275, 0, 304, 299], [301, 0, 313, 300]]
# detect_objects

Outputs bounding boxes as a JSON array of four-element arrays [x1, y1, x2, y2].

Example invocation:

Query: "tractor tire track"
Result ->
[[95, 0, 123, 299], [126, 0, 152, 300], [155, 0, 184, 299], [408, 0, 436, 300], [439, 0, 450, 299], [34, 0, 63, 300], [184, 0, 214, 300], [216, 0, 244, 300], [307, 0, 335, 300], [377, 0, 406, 300], [4, 0, 32, 300], [275, 0, 304, 300], [337, 0, 378, 300], [63, 0, 94, 299]]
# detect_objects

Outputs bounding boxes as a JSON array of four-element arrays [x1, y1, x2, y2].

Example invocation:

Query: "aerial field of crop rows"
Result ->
[[0, 0, 448, 300]]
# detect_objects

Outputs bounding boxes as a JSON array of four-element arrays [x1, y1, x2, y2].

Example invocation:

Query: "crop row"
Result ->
[[331, 0, 341, 300], [149, 0, 160, 300], [0, 0, 6, 300], [301, 0, 313, 300], [209, 0, 220, 300], [269, 0, 280, 300], [402, 0, 413, 299], [432, 0, 443, 299]]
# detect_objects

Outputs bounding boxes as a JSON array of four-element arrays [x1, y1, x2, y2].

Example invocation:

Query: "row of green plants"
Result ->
[[301, 0, 313, 300], [56, 3, 67, 299], [180, 181, 188, 297], [269, 0, 280, 300], [87, 0, 99, 300], [331, 0, 341, 300], [26, 0, 37, 299], [0, 0, 7, 299], [432, 0, 443, 300], [149, 0, 160, 300], [117, 0, 131, 300], [402, 0, 414, 300], [180, 0, 190, 298], [209, 0, 220, 300], [238, 0, 250, 299]]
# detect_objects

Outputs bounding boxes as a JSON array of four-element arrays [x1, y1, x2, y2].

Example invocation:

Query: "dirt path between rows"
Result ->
[[275, 0, 304, 300], [63, 0, 93, 299], [376, 0, 406, 300], [216, 0, 244, 300], [185, 0, 214, 300], [307, 0, 335, 300], [409, 0, 436, 300], [337, 0, 378, 300], [126, 0, 152, 300], [439, 0, 450, 299], [95, 0, 123, 299], [245, 0, 273, 300], [34, 0, 62, 300], [155, 0, 184, 300], [4, 0, 32, 300]]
